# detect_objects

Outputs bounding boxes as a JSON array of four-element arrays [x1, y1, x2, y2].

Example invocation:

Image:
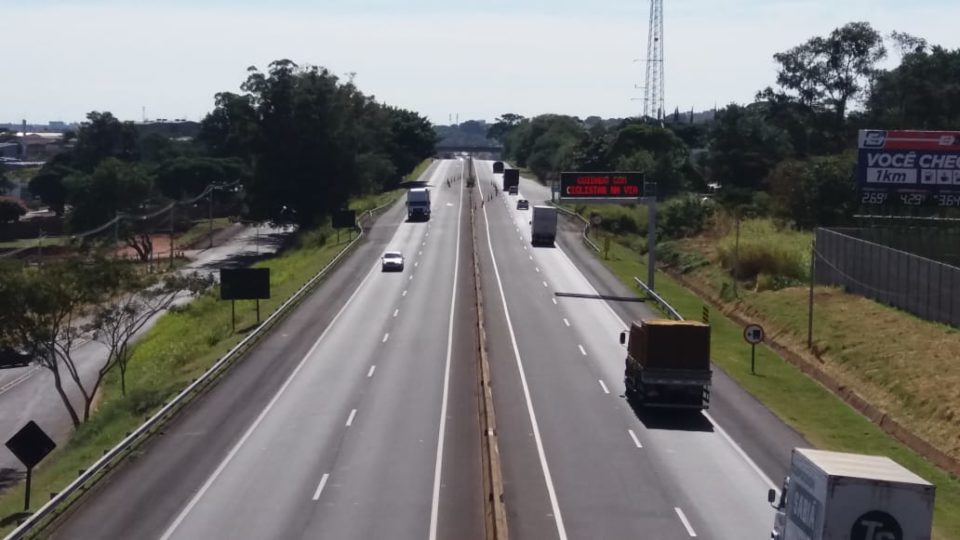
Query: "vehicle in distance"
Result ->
[[620, 319, 712, 409], [406, 187, 430, 221], [516, 199, 530, 210], [768, 448, 934, 540], [530, 205, 557, 246], [508, 185, 518, 195], [502, 168, 520, 192], [381, 251, 404, 272], [492, 161, 504, 174]]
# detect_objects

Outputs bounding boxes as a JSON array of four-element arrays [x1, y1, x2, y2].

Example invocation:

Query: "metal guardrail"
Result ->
[[550, 203, 600, 253], [4, 198, 400, 540], [634, 277, 683, 321]]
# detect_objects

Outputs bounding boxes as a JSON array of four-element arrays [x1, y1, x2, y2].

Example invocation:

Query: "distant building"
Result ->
[[17, 133, 64, 160], [0, 142, 20, 158]]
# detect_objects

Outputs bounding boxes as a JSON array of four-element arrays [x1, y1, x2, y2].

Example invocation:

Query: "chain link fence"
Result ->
[[815, 227, 960, 327]]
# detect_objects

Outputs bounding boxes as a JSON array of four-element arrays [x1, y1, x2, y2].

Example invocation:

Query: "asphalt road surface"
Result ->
[[474, 160, 806, 540], [50, 160, 484, 540], [43, 158, 809, 540]]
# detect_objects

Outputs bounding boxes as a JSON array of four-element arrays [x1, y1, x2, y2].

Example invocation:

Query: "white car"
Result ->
[[381, 251, 404, 272]]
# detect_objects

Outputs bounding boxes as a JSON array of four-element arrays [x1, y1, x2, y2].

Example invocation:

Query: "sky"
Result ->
[[3, 0, 960, 126]]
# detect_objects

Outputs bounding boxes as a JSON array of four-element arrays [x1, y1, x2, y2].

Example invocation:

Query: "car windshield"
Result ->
[[384, 252, 402, 258]]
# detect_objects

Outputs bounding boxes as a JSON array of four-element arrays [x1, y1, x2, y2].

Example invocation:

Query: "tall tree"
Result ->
[[868, 45, 960, 129], [72, 111, 140, 170], [65, 158, 153, 233], [707, 104, 793, 193]]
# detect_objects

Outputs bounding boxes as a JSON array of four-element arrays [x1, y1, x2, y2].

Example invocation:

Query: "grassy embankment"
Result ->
[[572, 206, 960, 539], [0, 163, 425, 533]]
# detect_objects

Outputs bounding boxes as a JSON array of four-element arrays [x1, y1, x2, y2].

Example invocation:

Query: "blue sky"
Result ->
[[4, 1, 960, 125]]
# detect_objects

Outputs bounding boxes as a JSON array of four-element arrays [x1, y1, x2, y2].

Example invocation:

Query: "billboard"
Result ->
[[332, 209, 356, 229], [558, 172, 644, 200], [858, 130, 960, 207], [220, 268, 271, 300]]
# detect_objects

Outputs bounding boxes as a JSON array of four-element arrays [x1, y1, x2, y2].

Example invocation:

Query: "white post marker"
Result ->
[[744, 323, 765, 375]]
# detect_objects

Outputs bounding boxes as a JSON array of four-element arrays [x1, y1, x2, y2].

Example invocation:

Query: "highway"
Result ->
[[473, 160, 805, 539], [49, 159, 484, 540], [39, 157, 811, 539]]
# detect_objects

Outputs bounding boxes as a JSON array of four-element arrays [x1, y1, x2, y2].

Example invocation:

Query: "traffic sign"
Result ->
[[744, 324, 764, 345], [591, 214, 603, 226]]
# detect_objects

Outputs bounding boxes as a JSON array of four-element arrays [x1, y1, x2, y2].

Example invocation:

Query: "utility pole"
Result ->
[[733, 216, 741, 298], [808, 241, 816, 349], [208, 186, 215, 249], [643, 0, 665, 122], [169, 205, 176, 269]]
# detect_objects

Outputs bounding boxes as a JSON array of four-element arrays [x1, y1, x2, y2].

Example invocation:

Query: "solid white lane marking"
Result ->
[[402, 290, 408, 297], [628, 429, 643, 448], [382, 333, 390, 343], [345, 409, 357, 427], [312, 474, 330, 501], [703, 411, 778, 489], [429, 156, 465, 540], [367, 365, 376, 378], [598, 379, 610, 394], [159, 261, 381, 540], [475, 161, 568, 540], [578, 345, 587, 356], [394, 309, 399, 317], [675, 507, 697, 537], [542, 281, 548, 288], [563, 318, 570, 327]]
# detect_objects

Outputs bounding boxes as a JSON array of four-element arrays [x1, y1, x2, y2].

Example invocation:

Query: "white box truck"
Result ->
[[769, 448, 934, 540], [530, 206, 557, 246], [406, 188, 431, 221]]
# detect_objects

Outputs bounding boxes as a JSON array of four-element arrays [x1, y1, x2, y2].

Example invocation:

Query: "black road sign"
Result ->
[[6, 421, 56, 469], [332, 209, 357, 229], [220, 268, 271, 300]]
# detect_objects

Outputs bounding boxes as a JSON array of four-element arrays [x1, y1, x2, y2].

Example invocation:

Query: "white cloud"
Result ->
[[3, 2, 960, 124]]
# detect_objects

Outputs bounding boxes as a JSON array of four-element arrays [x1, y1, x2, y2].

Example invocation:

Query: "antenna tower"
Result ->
[[643, 0, 665, 121]]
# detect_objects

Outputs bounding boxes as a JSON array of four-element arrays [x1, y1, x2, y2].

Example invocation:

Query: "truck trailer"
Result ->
[[502, 168, 520, 192], [769, 448, 935, 540], [406, 187, 431, 221], [530, 206, 558, 246], [620, 319, 711, 409]]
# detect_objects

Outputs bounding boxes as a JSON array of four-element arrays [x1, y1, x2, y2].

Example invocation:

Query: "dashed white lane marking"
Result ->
[[415, 261, 419, 267], [394, 309, 399, 317], [382, 333, 390, 343], [598, 380, 610, 394], [312, 474, 330, 501], [542, 281, 548, 288], [578, 345, 587, 356], [345, 409, 357, 427], [409, 275, 414, 281], [422, 241, 426, 246], [529, 255, 533, 260], [402, 290, 408, 297], [628, 429, 643, 448], [552, 298, 558, 305], [419, 250, 423, 256], [535, 267, 540, 273], [367, 365, 376, 378], [675, 507, 697, 537], [563, 318, 570, 327]]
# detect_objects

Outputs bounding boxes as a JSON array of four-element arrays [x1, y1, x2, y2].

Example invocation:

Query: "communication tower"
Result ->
[[643, 0, 665, 121]]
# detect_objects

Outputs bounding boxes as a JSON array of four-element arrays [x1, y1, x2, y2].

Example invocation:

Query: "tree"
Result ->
[[707, 104, 793, 192], [65, 158, 153, 233], [771, 22, 887, 125], [152, 156, 245, 200], [29, 155, 74, 216], [768, 153, 858, 228], [868, 45, 960, 129], [0, 196, 27, 223], [2, 257, 127, 426], [486, 113, 526, 144], [86, 271, 213, 397], [72, 111, 139, 170]]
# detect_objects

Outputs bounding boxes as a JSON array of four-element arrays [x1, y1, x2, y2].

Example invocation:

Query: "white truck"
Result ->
[[406, 187, 430, 221], [769, 448, 935, 540], [530, 206, 557, 246]]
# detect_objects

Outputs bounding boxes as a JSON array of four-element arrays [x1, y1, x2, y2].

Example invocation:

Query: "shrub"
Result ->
[[659, 195, 714, 239], [716, 219, 811, 281]]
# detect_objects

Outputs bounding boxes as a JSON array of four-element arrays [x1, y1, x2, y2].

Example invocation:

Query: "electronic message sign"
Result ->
[[858, 130, 960, 208], [558, 172, 644, 201]]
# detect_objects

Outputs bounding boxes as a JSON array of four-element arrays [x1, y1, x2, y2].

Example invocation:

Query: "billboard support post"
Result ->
[[647, 196, 656, 290]]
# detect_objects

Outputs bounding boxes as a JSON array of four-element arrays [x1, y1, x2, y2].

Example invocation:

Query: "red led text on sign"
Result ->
[[564, 175, 640, 197]]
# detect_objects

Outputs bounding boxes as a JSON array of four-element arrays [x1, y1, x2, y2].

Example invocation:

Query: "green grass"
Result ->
[[0, 223, 358, 535], [349, 158, 434, 214], [0, 236, 70, 250], [715, 219, 812, 282], [597, 237, 960, 539]]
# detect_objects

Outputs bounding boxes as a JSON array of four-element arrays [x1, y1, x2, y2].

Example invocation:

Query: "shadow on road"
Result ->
[[554, 292, 647, 303], [192, 230, 292, 272], [627, 403, 715, 433]]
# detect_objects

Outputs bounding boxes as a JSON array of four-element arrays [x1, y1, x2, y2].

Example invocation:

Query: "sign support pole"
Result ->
[[24, 467, 31, 511], [256, 299, 260, 324], [808, 240, 816, 350], [231, 300, 235, 333], [751, 344, 756, 375]]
